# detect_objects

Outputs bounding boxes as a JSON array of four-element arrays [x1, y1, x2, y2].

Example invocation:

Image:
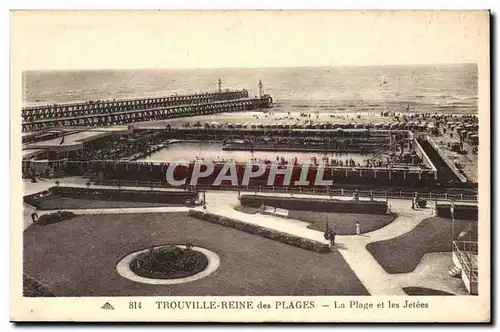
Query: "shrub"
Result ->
[[130, 245, 208, 279], [136, 246, 196, 273], [24, 186, 199, 209], [188, 210, 330, 253], [37, 211, 76, 226], [23, 274, 55, 297]]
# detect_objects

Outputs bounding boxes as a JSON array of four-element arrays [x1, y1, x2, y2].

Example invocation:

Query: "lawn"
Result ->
[[234, 205, 397, 235], [288, 211, 397, 235], [32, 196, 182, 210], [23, 212, 369, 296], [366, 217, 477, 274]]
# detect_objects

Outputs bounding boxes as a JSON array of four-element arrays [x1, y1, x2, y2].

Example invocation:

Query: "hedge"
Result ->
[[23, 190, 51, 208], [240, 195, 388, 215], [188, 210, 330, 253], [436, 204, 478, 221], [24, 186, 198, 209], [37, 211, 76, 226]]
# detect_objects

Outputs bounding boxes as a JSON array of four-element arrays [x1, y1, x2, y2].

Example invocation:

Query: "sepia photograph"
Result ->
[[10, 10, 490, 322]]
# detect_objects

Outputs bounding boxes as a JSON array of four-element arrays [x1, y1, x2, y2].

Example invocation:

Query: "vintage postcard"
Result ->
[[10, 10, 490, 322]]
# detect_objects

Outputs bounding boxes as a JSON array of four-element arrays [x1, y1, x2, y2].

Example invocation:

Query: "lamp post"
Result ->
[[469, 218, 473, 289], [250, 139, 255, 162], [450, 199, 455, 252]]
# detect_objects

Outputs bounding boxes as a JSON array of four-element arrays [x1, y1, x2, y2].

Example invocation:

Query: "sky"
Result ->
[[11, 11, 489, 70]]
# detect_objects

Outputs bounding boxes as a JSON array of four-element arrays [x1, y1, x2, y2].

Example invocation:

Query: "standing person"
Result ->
[[324, 227, 331, 246], [324, 227, 336, 249], [330, 230, 337, 247], [413, 192, 419, 209], [356, 222, 360, 236]]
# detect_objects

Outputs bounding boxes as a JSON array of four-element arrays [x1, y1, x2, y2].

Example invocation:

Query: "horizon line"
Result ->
[[23, 62, 477, 73]]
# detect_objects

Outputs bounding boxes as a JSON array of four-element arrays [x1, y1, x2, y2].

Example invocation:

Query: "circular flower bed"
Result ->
[[116, 245, 220, 285], [129, 245, 208, 279]]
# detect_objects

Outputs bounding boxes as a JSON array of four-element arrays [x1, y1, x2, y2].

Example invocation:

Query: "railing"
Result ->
[[92, 179, 478, 202], [453, 241, 478, 283], [65, 159, 437, 172]]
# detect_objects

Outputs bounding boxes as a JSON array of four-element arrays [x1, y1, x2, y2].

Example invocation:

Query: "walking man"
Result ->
[[356, 221, 360, 236]]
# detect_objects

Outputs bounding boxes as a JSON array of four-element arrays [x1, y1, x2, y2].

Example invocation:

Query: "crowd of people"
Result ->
[[78, 131, 162, 161], [195, 153, 417, 169], [167, 110, 479, 134], [79, 138, 146, 161]]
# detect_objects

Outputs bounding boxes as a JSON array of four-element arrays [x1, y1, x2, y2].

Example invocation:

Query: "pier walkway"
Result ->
[[22, 95, 273, 132], [22, 90, 249, 121]]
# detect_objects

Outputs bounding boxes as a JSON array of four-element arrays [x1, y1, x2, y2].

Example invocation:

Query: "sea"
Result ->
[[23, 64, 478, 115]]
